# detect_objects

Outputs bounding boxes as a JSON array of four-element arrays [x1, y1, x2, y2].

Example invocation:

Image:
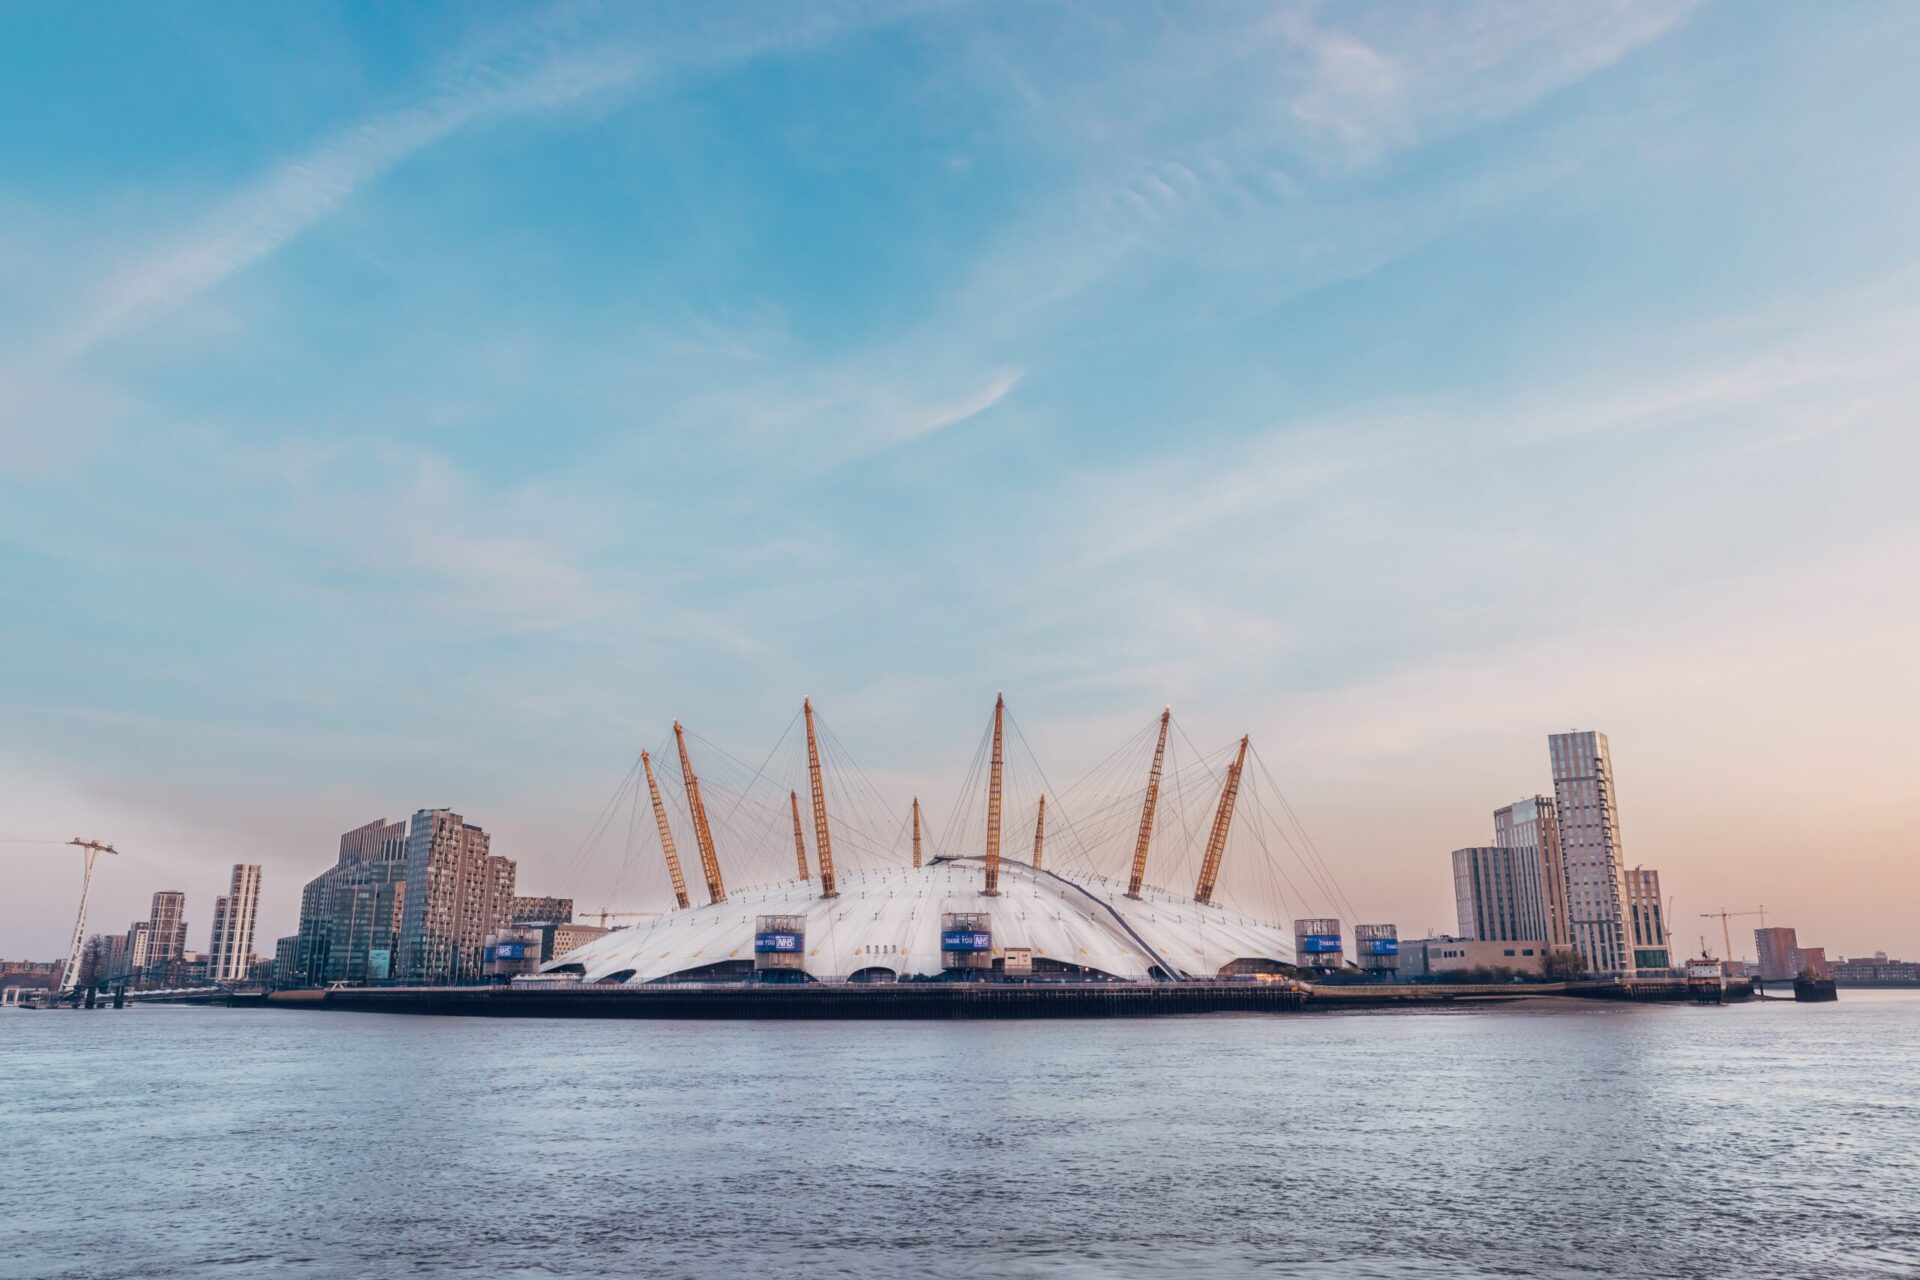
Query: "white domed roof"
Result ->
[[549, 856, 1296, 983]]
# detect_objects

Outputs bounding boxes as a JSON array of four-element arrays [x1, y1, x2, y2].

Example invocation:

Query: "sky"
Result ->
[[3, 1, 1918, 963]]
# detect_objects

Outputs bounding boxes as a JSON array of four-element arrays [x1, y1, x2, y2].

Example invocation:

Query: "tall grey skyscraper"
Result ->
[[1451, 846, 1549, 942], [1549, 730, 1638, 975], [208, 864, 263, 982], [1493, 796, 1570, 948], [396, 809, 516, 985]]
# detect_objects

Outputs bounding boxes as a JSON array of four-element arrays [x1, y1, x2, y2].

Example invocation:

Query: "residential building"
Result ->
[[1624, 866, 1671, 971], [1549, 730, 1638, 976], [1755, 926, 1801, 981], [1791, 946, 1829, 978], [1451, 846, 1549, 942], [207, 864, 263, 983], [146, 891, 189, 982], [124, 920, 152, 979], [511, 896, 573, 925], [1398, 936, 1549, 979], [1830, 954, 1919, 984], [395, 809, 516, 985], [1493, 796, 1570, 947]]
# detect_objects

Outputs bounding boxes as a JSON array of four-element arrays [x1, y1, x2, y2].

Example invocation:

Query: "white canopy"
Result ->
[[549, 856, 1296, 983]]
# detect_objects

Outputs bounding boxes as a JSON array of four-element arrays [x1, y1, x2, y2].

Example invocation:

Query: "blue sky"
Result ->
[[4, 2, 1919, 958]]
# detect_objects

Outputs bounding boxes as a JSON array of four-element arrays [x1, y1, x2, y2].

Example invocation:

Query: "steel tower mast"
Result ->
[[1194, 737, 1249, 906], [60, 838, 118, 994], [1126, 708, 1171, 899], [803, 698, 838, 898], [789, 790, 811, 882], [641, 751, 691, 910], [673, 722, 726, 905], [983, 693, 1005, 895]]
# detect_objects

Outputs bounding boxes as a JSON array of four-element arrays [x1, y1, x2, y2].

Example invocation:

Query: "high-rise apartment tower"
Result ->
[[1492, 796, 1570, 948], [1548, 731, 1638, 975], [207, 864, 263, 982]]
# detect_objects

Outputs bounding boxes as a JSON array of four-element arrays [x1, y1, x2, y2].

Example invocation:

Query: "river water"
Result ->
[[3, 992, 1916, 1279]]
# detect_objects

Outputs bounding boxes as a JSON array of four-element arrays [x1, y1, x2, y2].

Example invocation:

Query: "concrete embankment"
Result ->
[[267, 981, 1309, 1019], [257, 976, 1751, 1019], [1304, 978, 1754, 1008]]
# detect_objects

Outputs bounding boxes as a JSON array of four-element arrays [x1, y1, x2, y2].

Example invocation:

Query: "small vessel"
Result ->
[[1685, 955, 1726, 1004]]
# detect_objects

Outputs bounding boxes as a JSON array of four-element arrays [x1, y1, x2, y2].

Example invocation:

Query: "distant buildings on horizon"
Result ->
[[68, 867, 263, 990]]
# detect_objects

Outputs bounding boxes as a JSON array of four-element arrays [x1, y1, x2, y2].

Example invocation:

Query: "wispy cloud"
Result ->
[[1, 3, 898, 424]]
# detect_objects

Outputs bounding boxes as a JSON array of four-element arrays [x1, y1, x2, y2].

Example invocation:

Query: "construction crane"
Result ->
[[591, 910, 657, 929], [60, 838, 118, 994], [1699, 906, 1766, 963]]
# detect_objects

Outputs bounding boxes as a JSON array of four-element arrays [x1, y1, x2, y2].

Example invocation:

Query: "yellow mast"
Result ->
[[984, 693, 1004, 895], [1125, 708, 1171, 899], [789, 789, 810, 882], [673, 720, 726, 904], [803, 698, 838, 898], [1193, 735, 1249, 906], [641, 751, 690, 911], [911, 797, 922, 869], [1031, 795, 1047, 871]]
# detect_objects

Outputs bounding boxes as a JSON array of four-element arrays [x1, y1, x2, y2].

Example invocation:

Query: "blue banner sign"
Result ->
[[1300, 934, 1343, 954], [492, 942, 526, 960], [941, 930, 993, 952], [1365, 938, 1400, 956], [754, 931, 804, 954]]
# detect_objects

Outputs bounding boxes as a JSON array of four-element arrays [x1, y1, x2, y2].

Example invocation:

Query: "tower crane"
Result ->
[[591, 910, 657, 929], [1699, 906, 1766, 963]]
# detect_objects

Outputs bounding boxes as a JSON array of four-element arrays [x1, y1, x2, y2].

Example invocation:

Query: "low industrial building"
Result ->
[[1397, 936, 1549, 979]]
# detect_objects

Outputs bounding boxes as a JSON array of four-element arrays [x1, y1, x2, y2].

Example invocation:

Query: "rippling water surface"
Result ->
[[4, 993, 1917, 1278]]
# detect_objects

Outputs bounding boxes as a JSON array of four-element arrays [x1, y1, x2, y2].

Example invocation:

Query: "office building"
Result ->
[[396, 809, 517, 985], [1755, 926, 1800, 981], [1493, 796, 1570, 948], [207, 864, 263, 982], [1624, 866, 1671, 971], [1549, 731, 1638, 976], [1451, 846, 1549, 942], [272, 935, 301, 988], [296, 819, 409, 985], [546, 922, 609, 960]]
